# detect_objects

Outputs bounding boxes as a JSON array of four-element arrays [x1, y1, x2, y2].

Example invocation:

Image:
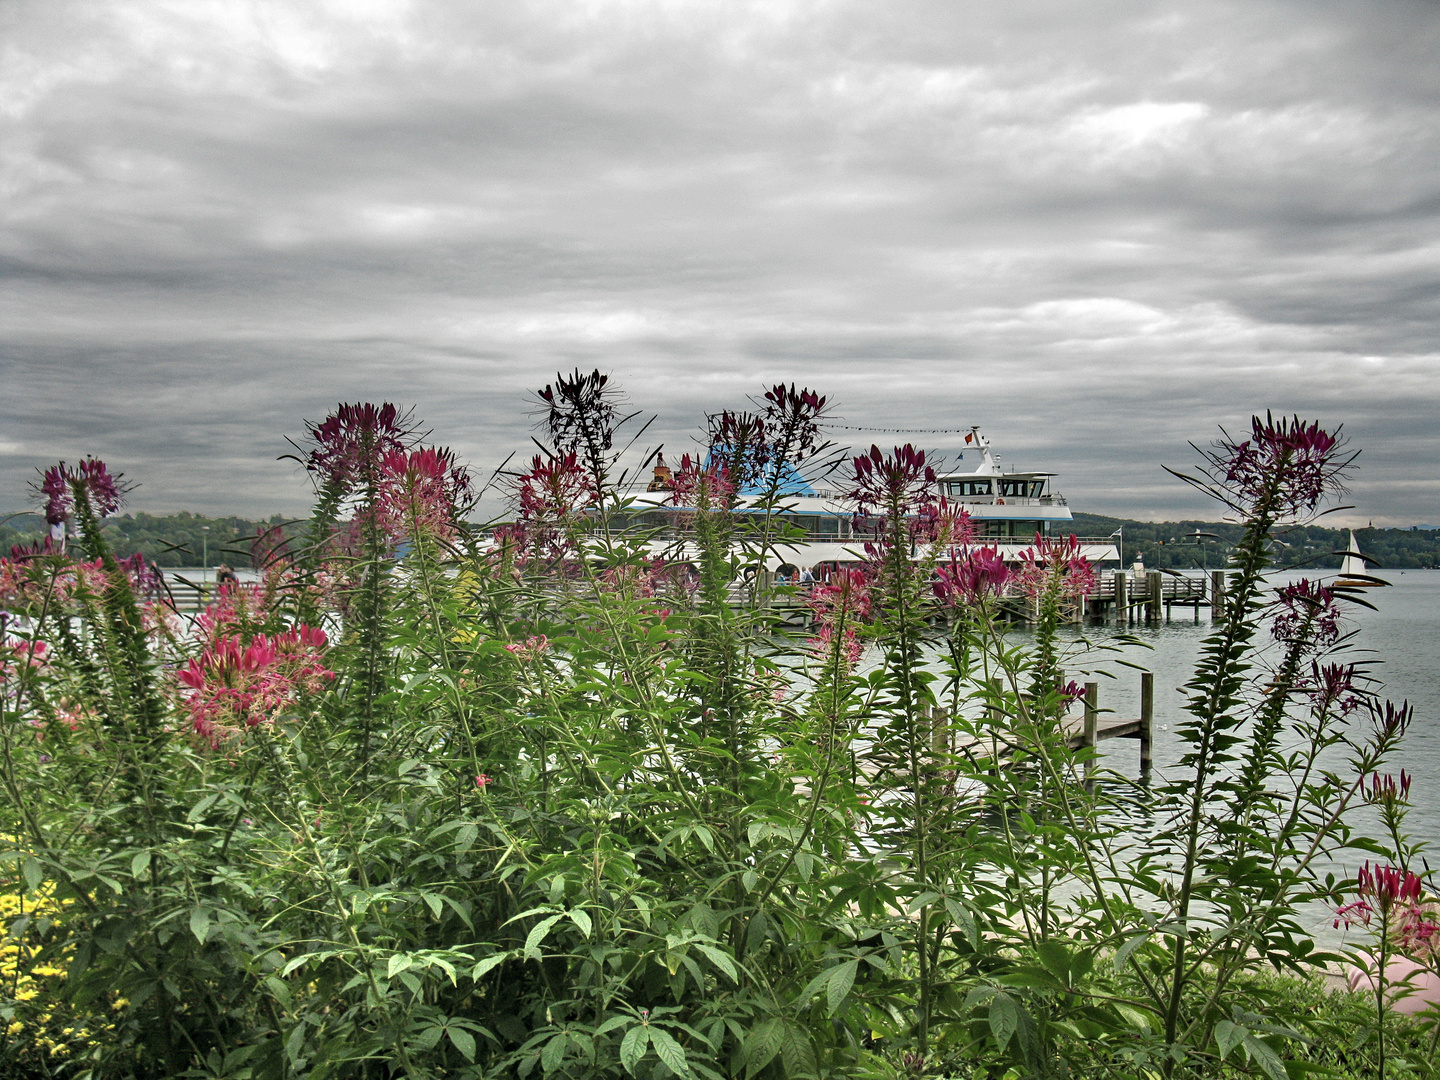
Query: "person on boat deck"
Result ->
[[799, 566, 814, 584], [216, 564, 239, 587]]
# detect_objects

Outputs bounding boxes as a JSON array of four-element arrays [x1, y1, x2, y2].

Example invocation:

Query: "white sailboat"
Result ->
[[1336, 529, 1382, 586]]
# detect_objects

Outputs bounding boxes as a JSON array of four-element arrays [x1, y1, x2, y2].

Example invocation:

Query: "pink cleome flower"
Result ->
[[1218, 414, 1349, 520], [934, 546, 1012, 607], [668, 454, 736, 509], [303, 402, 411, 489], [1015, 534, 1096, 603], [178, 625, 334, 747], [377, 445, 473, 544], [1271, 578, 1341, 653], [504, 635, 550, 662], [34, 457, 127, 526], [1335, 862, 1425, 929]]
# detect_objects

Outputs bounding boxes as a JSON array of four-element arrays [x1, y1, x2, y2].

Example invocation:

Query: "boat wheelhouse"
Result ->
[[618, 427, 1119, 570]]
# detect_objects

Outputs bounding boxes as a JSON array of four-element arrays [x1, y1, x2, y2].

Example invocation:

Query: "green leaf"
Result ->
[[744, 1019, 784, 1079], [620, 1025, 649, 1074], [568, 909, 593, 938], [1214, 1019, 1243, 1059], [524, 914, 564, 960], [595, 1015, 632, 1036], [421, 892, 444, 919], [826, 960, 858, 1016], [541, 1033, 568, 1073], [1111, 932, 1149, 971], [414, 1026, 444, 1051], [471, 954, 506, 981], [21, 857, 42, 893], [1036, 940, 1069, 979], [779, 1024, 816, 1079], [387, 953, 414, 978], [130, 851, 151, 878], [693, 943, 739, 983], [649, 1028, 690, 1076], [449, 1026, 477, 1062], [989, 992, 1019, 1051], [1244, 1033, 1289, 1080], [189, 907, 212, 945]]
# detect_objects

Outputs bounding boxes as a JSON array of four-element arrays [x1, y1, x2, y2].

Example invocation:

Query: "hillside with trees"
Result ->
[[0, 511, 293, 568], [1070, 512, 1440, 570]]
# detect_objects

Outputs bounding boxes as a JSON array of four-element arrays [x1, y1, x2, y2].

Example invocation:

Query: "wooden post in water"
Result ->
[[1139, 671, 1154, 774], [1113, 571, 1129, 625], [1145, 571, 1162, 623], [1210, 570, 1226, 619], [1083, 681, 1099, 779]]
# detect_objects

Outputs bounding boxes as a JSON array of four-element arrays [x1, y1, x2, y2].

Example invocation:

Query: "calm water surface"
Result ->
[[1074, 569, 1440, 946]]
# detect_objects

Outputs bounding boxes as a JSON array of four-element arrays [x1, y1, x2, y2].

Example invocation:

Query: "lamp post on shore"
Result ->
[[1190, 530, 1219, 570], [201, 526, 210, 570]]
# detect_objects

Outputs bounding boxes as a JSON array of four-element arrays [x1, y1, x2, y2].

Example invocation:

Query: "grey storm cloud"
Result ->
[[2, 0, 1438, 524]]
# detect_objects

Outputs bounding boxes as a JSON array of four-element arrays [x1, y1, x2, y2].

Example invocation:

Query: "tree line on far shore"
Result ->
[[2, 508, 1436, 571]]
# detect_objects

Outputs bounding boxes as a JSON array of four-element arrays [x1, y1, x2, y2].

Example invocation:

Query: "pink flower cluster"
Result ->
[[1219, 414, 1348, 519], [504, 635, 550, 662], [844, 444, 936, 518], [1367, 771, 1412, 808], [934, 546, 1011, 607], [1015, 534, 1096, 602], [1, 638, 49, 682], [669, 454, 735, 509], [377, 446, 472, 544], [304, 402, 411, 488], [178, 626, 334, 746], [34, 457, 126, 526], [1271, 579, 1341, 654], [806, 568, 871, 673], [1335, 864, 1434, 956]]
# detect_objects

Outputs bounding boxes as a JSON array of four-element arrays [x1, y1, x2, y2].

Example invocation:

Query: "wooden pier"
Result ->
[[1083, 569, 1227, 624]]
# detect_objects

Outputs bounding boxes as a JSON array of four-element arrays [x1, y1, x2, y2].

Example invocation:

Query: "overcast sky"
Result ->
[[3, 0, 1438, 525]]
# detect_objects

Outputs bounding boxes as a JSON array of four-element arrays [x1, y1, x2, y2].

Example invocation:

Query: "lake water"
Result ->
[[1075, 569, 1440, 947]]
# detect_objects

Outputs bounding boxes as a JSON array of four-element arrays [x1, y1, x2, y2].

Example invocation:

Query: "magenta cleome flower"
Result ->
[[1366, 771, 1412, 809], [668, 454, 736, 509], [377, 445, 473, 544], [1015, 534, 1096, 603], [1218, 414, 1352, 520], [1335, 862, 1425, 929], [1271, 578, 1342, 654], [934, 546, 1011, 607], [34, 457, 127, 526], [178, 625, 334, 747], [303, 402, 412, 489], [844, 444, 936, 518]]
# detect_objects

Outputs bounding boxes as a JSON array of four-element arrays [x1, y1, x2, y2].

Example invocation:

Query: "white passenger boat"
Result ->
[[622, 427, 1119, 572]]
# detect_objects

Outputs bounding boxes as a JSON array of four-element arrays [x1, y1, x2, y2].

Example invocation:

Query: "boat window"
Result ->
[[949, 479, 992, 497]]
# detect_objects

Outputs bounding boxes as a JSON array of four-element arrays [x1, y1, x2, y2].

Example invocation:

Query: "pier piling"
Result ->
[[1083, 682, 1099, 779], [1139, 672, 1153, 774], [1113, 572, 1129, 625], [1145, 571, 1162, 622]]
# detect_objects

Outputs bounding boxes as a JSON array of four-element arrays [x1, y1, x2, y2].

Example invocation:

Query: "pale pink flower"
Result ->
[[504, 635, 550, 662], [1015, 534, 1095, 602]]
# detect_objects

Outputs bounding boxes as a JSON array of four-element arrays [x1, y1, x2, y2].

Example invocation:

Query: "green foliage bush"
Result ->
[[1, 391, 1435, 1080]]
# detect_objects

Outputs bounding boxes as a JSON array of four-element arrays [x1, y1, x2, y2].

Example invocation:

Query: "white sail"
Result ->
[[1339, 529, 1366, 578]]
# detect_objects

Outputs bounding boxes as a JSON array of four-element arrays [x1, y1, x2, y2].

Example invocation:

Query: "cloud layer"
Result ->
[[3, 0, 1438, 523]]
